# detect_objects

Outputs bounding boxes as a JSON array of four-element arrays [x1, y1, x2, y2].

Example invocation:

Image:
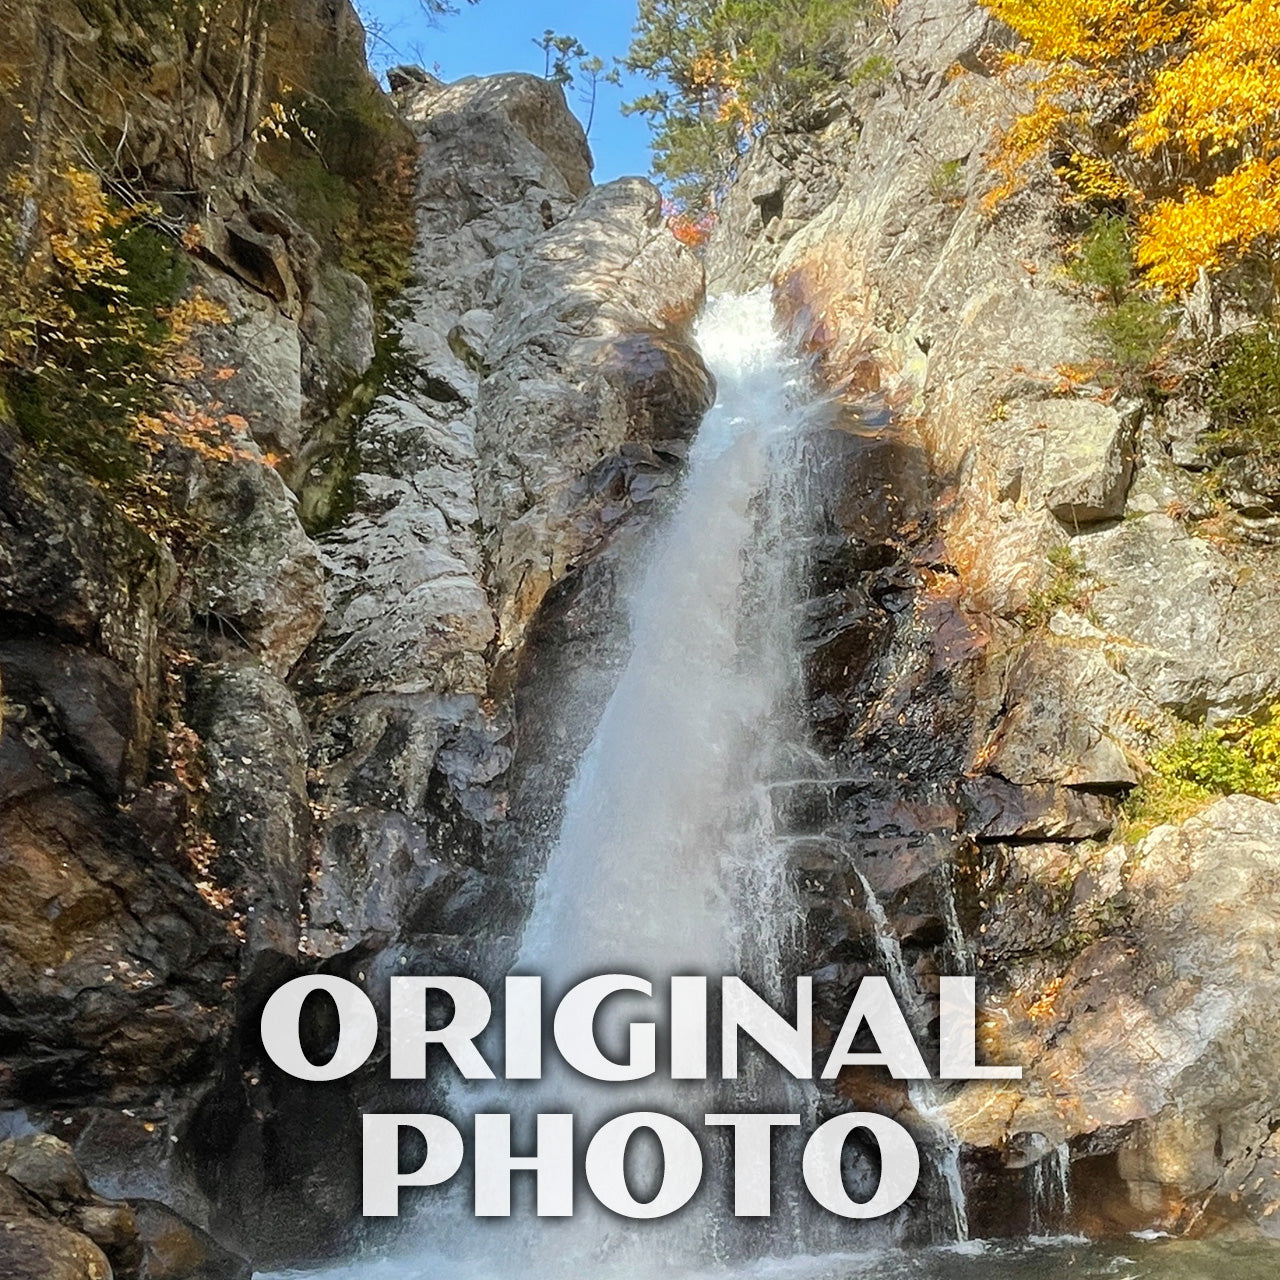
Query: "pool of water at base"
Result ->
[[261, 1233, 1280, 1280]]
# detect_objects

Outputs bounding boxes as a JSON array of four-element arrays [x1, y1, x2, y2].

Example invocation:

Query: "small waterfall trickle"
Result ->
[[934, 850, 972, 979], [1029, 1143, 1073, 1237], [850, 867, 970, 1244]]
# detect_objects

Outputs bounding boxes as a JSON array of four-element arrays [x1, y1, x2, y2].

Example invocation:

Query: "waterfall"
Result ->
[[467, 288, 817, 1268], [1029, 1144, 1072, 1237], [934, 848, 972, 979], [269, 292, 826, 1279], [515, 288, 808, 994], [850, 867, 970, 1244]]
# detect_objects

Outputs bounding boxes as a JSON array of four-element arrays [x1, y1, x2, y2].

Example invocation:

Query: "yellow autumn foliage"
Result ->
[[2, 164, 251, 505], [986, 0, 1280, 298]]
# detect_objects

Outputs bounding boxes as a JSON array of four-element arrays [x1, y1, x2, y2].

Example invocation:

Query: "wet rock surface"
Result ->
[[945, 797, 1280, 1237], [706, 0, 1280, 1244]]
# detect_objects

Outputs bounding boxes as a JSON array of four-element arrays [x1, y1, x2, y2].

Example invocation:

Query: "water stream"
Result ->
[[457, 287, 821, 1270], [514, 289, 808, 996], [849, 867, 968, 1244], [265, 292, 822, 1278], [1029, 1144, 1073, 1237]]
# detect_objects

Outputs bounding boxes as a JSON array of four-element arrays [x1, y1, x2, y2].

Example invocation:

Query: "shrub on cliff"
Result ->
[[260, 49, 418, 306], [1126, 707, 1280, 835], [0, 167, 244, 493], [1068, 214, 1174, 386]]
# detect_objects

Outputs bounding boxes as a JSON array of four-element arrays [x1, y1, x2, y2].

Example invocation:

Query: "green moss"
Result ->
[[850, 52, 893, 89], [293, 320, 413, 535], [276, 154, 358, 243], [263, 53, 417, 308], [928, 158, 965, 204]]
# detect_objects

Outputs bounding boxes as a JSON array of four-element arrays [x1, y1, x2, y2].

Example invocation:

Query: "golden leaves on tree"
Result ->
[[985, 0, 1280, 298]]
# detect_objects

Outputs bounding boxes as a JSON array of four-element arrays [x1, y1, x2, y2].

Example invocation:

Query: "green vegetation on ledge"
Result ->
[[1023, 545, 1099, 630], [1125, 709, 1280, 837], [262, 50, 418, 308], [0, 171, 189, 485], [1206, 323, 1280, 462]]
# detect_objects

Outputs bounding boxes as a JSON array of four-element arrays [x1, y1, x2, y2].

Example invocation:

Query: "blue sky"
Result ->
[[354, 0, 655, 184]]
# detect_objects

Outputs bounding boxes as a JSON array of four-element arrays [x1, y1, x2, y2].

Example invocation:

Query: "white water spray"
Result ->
[[471, 290, 818, 1267]]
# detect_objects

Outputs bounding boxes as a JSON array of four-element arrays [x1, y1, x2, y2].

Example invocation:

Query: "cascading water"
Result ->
[[1029, 1144, 1072, 1237], [933, 843, 972, 980], [268, 292, 828, 1279], [251, 291, 1280, 1280], [465, 288, 821, 1270], [849, 868, 969, 1244], [515, 288, 808, 995]]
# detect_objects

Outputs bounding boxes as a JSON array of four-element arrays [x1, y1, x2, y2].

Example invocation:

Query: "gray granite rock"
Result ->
[[1039, 399, 1139, 526]]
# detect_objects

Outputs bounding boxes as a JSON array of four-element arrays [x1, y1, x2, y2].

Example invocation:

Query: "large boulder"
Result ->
[[190, 450, 325, 678], [299, 264, 377, 422], [399, 72, 593, 199], [961, 634, 1153, 842], [0, 1133, 248, 1280], [0, 1175, 112, 1280], [477, 177, 711, 654], [0, 1136, 95, 1212], [131, 1200, 251, 1280], [947, 797, 1280, 1234], [189, 661, 312, 954], [1079, 514, 1280, 722], [190, 270, 304, 460], [0, 428, 170, 796], [0, 784, 237, 1102]]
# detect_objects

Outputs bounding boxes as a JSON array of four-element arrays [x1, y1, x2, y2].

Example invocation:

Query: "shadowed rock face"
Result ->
[[706, 0, 1280, 1244], [1, 18, 708, 1274]]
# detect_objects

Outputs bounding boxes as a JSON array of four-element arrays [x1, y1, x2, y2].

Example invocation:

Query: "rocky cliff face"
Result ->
[[709, 0, 1280, 1243], [8, 0, 1280, 1271], [0, 7, 707, 1272]]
